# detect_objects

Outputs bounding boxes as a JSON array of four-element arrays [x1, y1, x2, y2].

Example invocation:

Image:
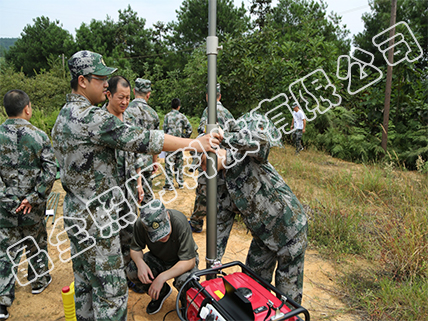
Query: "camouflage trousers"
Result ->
[[189, 182, 206, 231], [66, 220, 128, 321], [0, 220, 51, 306], [141, 170, 154, 205], [190, 182, 239, 261], [292, 129, 303, 153], [164, 151, 184, 187], [245, 226, 307, 305], [125, 251, 199, 306]]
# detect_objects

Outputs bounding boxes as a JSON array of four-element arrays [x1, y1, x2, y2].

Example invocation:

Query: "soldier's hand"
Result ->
[[137, 185, 144, 203], [152, 163, 159, 174], [16, 199, 32, 215], [138, 262, 154, 285], [216, 149, 226, 171], [148, 276, 166, 300], [200, 149, 226, 172], [193, 132, 221, 153]]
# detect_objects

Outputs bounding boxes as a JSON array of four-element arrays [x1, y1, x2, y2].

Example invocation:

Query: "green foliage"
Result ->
[[0, 38, 17, 57], [270, 145, 428, 320], [2, 0, 426, 172], [5, 16, 75, 76], [250, 0, 273, 29], [172, 0, 250, 49], [0, 58, 69, 135]]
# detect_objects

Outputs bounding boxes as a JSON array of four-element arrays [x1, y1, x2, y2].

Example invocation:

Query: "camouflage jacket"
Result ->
[[100, 105, 145, 184], [52, 94, 164, 228], [221, 120, 307, 249], [198, 101, 235, 135], [127, 98, 160, 170], [163, 109, 192, 138], [0, 118, 56, 227]]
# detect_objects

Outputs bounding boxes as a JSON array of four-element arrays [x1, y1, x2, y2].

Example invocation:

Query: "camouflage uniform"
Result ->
[[292, 129, 303, 153], [52, 93, 164, 321], [189, 101, 238, 260], [163, 109, 192, 188], [102, 104, 145, 266], [127, 97, 160, 205], [0, 118, 56, 307], [220, 113, 308, 304]]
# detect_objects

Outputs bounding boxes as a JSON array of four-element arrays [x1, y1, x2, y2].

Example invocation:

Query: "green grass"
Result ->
[[269, 144, 428, 320]]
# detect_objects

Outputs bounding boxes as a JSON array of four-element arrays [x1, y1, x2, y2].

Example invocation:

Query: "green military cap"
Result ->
[[135, 78, 152, 93], [206, 83, 221, 94], [141, 200, 171, 242], [68, 50, 117, 79]]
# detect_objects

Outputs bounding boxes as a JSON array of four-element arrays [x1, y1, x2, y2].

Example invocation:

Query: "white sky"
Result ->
[[0, 0, 370, 40]]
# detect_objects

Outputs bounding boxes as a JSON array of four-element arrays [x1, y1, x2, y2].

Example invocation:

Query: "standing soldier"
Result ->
[[204, 112, 308, 304], [127, 79, 160, 204], [0, 90, 56, 320], [52, 50, 220, 321], [188, 83, 239, 262], [102, 75, 145, 270], [163, 98, 193, 190]]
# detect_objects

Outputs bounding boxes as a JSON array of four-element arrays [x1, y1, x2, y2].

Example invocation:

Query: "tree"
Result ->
[[172, 0, 250, 50], [5, 17, 74, 76], [74, 16, 118, 57], [74, 6, 153, 77], [353, 0, 427, 68], [352, 0, 428, 167], [269, 0, 350, 54], [115, 5, 153, 76], [250, 0, 273, 29], [0, 38, 17, 57]]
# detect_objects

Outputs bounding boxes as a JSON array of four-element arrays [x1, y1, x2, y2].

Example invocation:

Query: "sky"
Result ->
[[0, 0, 370, 40]]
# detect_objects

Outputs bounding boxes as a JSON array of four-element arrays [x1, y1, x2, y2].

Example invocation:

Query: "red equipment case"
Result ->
[[177, 261, 310, 321]]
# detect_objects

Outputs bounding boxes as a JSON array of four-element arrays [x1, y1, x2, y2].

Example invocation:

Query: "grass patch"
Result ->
[[269, 144, 428, 320]]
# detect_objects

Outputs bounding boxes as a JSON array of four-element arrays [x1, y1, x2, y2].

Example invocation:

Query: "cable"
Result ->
[[175, 274, 204, 321], [185, 286, 205, 321], [163, 309, 176, 321], [263, 304, 272, 321]]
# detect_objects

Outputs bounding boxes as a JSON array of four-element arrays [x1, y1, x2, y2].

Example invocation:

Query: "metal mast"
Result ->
[[206, 0, 221, 270]]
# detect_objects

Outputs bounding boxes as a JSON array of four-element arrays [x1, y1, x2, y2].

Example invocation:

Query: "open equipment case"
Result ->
[[176, 261, 310, 321]]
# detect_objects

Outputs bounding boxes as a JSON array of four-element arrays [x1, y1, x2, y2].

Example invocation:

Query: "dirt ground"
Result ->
[[7, 157, 360, 321]]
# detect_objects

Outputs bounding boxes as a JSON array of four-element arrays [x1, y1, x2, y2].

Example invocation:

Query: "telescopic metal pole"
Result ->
[[206, 0, 220, 271]]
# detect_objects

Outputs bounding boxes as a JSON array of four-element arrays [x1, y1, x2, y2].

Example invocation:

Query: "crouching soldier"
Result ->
[[126, 200, 198, 315]]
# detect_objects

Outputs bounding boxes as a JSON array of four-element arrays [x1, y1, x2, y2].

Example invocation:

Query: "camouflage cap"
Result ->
[[68, 50, 117, 79], [135, 78, 152, 93], [141, 200, 171, 242]]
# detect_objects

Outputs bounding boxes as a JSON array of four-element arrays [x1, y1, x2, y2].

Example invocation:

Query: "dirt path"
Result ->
[[7, 158, 360, 321]]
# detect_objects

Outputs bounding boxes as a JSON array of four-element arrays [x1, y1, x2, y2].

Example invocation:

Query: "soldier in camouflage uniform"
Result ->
[[126, 79, 160, 205], [189, 84, 239, 261], [162, 98, 193, 190], [126, 200, 198, 315], [52, 50, 220, 321], [103, 75, 145, 267], [0, 90, 56, 320], [211, 112, 308, 304]]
